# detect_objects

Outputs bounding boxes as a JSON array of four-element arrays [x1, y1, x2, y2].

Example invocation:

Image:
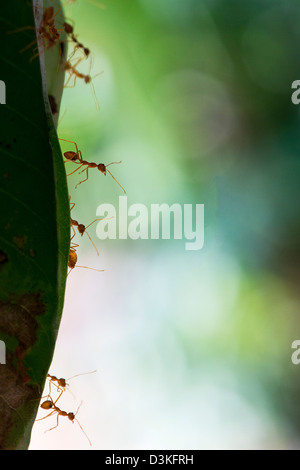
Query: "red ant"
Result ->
[[60, 138, 126, 194], [8, 6, 64, 60], [65, 57, 93, 84], [47, 374, 69, 399], [64, 53, 102, 109], [70, 217, 102, 256], [69, 197, 102, 256], [47, 370, 97, 399], [36, 396, 92, 446], [39, 6, 63, 45], [68, 242, 103, 275], [63, 22, 90, 58], [68, 242, 78, 272], [69, 198, 114, 256]]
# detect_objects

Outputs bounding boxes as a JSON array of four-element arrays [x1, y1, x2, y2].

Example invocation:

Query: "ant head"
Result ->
[[84, 47, 90, 57], [98, 163, 106, 175], [41, 400, 53, 410], [58, 378, 67, 388], [68, 412, 75, 421], [78, 224, 85, 236], [64, 151, 78, 161], [84, 76, 91, 84]]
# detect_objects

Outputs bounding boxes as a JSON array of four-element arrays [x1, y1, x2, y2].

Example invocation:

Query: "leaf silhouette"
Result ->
[[0, 0, 69, 449]]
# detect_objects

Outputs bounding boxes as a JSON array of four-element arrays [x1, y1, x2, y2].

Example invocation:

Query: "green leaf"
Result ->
[[0, 0, 70, 449]]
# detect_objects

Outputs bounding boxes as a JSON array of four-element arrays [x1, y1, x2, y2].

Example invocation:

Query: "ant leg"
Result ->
[[73, 401, 92, 446], [19, 39, 37, 54], [29, 48, 42, 62], [71, 55, 85, 68], [66, 370, 97, 382], [69, 199, 76, 211], [36, 410, 56, 422], [66, 164, 85, 177], [69, 265, 104, 274], [52, 5, 62, 20], [75, 168, 89, 189], [85, 218, 105, 230], [75, 418, 92, 446], [87, 54, 100, 110], [53, 389, 64, 405], [30, 393, 52, 403], [78, 165, 87, 174], [59, 138, 80, 156], [71, 225, 77, 241], [76, 265, 104, 272], [83, 217, 113, 256], [105, 161, 122, 167], [78, 150, 83, 163], [106, 168, 126, 194], [64, 57, 84, 88], [64, 71, 75, 88], [47, 379, 64, 403], [47, 377, 54, 397], [84, 230, 99, 256], [90, 79, 100, 110], [64, 70, 78, 88], [45, 413, 60, 433], [64, 160, 73, 165], [6, 25, 35, 35]]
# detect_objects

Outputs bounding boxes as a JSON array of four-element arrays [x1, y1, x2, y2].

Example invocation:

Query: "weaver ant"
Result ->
[[47, 370, 97, 400], [65, 56, 94, 84], [70, 217, 101, 256], [63, 21, 90, 58], [64, 53, 102, 109], [68, 242, 78, 272], [40, 6, 63, 45], [37, 396, 92, 446], [68, 242, 104, 275], [69, 197, 100, 256], [60, 138, 126, 194], [8, 6, 64, 61]]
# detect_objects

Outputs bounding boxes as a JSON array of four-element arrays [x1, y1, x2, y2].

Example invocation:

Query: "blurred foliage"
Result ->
[[57, 0, 300, 447]]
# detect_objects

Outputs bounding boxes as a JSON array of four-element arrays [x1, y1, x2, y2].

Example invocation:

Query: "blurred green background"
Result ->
[[30, 0, 300, 449]]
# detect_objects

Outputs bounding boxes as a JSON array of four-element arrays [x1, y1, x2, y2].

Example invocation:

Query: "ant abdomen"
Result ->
[[41, 400, 53, 410], [64, 151, 78, 161], [69, 250, 77, 270]]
